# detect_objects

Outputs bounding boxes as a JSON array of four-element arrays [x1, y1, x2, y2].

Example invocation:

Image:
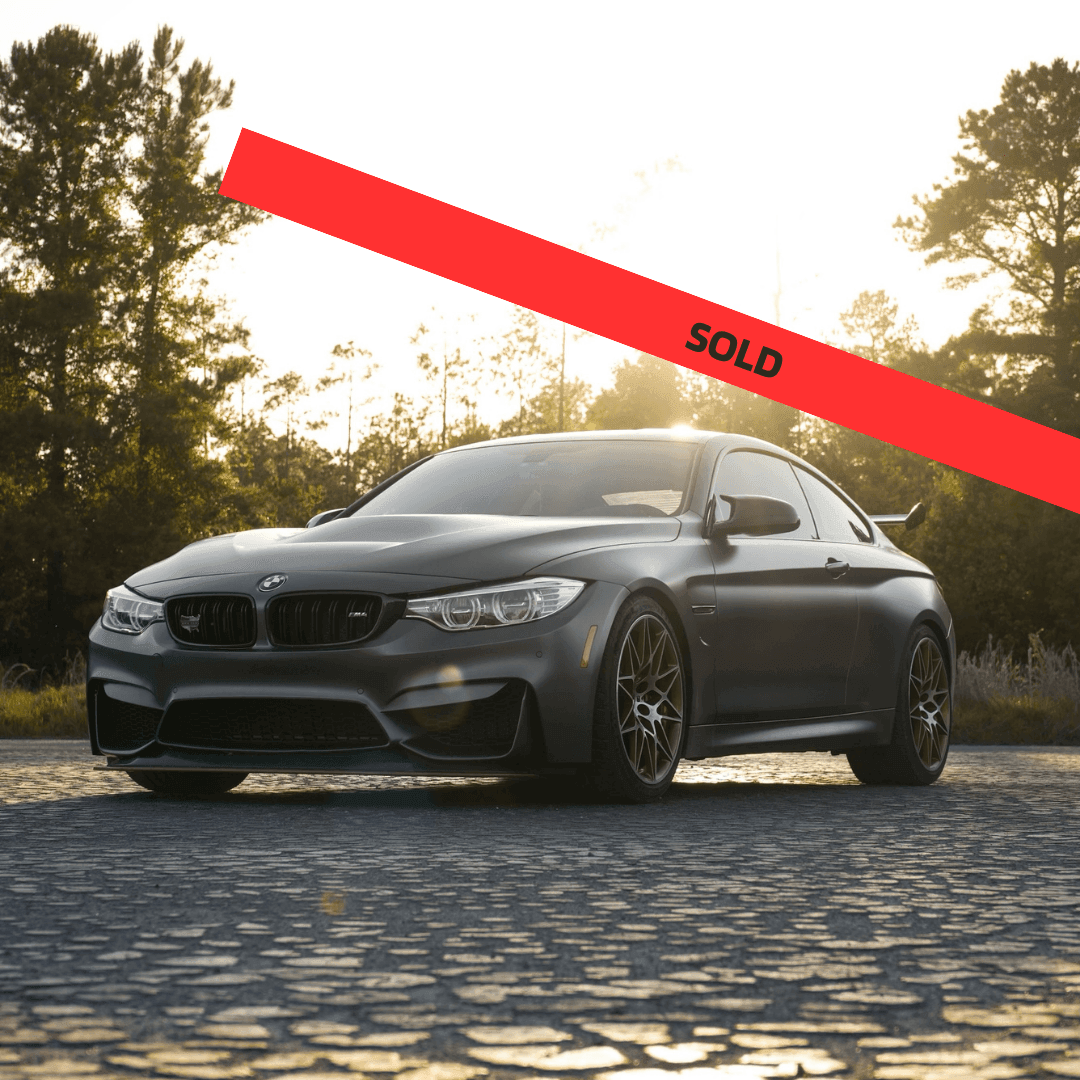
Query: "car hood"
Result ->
[[126, 514, 682, 591]]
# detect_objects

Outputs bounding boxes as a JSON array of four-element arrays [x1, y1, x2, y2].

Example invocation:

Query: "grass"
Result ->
[[2, 638, 1079, 743], [952, 634, 1080, 745], [951, 695, 1079, 745], [0, 655, 88, 739], [0, 684, 87, 738]]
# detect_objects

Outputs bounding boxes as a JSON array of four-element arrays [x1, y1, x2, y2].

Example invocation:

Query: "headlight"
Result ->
[[405, 577, 585, 632], [101, 585, 164, 635]]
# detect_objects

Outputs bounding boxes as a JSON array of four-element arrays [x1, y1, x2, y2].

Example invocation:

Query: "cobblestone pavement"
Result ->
[[1, 742, 1079, 1080]]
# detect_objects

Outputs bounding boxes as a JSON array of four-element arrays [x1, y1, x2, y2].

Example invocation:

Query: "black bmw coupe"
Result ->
[[87, 429, 954, 801]]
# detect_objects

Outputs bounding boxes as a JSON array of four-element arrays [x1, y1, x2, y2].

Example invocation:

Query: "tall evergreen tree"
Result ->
[[494, 308, 553, 437], [0, 25, 263, 665], [111, 26, 264, 569], [0, 27, 142, 661], [897, 58, 1080, 433], [318, 341, 377, 501], [894, 61, 1080, 652]]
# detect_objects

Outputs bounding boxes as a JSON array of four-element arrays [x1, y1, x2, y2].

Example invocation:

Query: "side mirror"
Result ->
[[306, 508, 345, 529], [710, 494, 800, 538]]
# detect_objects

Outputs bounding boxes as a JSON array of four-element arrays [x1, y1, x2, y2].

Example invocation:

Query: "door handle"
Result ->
[[825, 558, 849, 578]]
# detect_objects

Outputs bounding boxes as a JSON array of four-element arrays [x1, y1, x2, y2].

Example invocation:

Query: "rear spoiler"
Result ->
[[870, 502, 926, 531]]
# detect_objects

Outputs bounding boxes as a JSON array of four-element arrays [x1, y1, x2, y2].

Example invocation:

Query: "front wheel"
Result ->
[[847, 625, 951, 786], [126, 770, 248, 795], [587, 596, 687, 802]]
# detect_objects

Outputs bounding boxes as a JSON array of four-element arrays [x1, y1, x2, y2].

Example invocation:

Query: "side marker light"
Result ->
[[580, 625, 598, 669]]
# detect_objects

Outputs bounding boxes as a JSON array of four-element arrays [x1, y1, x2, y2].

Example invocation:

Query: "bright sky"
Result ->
[[9, 1, 1080, 447]]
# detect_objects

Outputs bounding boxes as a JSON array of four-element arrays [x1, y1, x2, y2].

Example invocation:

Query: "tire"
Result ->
[[587, 596, 688, 802], [126, 770, 248, 795], [847, 625, 951, 786]]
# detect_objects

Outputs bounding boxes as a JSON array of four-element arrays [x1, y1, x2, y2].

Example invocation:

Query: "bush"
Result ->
[[0, 685, 87, 738], [0, 655, 88, 738], [956, 634, 1080, 703], [952, 696, 1080, 745], [952, 635, 1080, 745]]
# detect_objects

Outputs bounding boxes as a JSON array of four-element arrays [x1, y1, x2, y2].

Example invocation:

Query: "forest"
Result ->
[[2, 26, 1080, 675]]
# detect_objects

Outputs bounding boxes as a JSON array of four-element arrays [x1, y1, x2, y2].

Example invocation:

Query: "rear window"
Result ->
[[794, 468, 873, 544]]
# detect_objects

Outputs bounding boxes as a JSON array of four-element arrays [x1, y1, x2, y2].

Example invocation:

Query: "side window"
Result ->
[[794, 468, 872, 544], [712, 451, 815, 539]]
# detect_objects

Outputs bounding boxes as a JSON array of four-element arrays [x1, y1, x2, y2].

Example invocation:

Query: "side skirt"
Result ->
[[685, 709, 894, 759]]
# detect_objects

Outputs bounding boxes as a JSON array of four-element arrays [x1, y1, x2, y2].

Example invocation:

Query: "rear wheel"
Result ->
[[126, 770, 248, 795], [847, 625, 950, 785], [588, 596, 687, 802]]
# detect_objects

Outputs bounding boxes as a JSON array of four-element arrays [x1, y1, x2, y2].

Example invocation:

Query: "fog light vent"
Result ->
[[96, 691, 162, 753], [393, 682, 526, 757]]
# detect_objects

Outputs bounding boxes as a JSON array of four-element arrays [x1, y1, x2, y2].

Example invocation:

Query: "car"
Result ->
[[87, 429, 954, 801]]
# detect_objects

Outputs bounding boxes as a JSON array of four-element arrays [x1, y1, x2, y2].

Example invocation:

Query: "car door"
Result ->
[[710, 450, 859, 721], [791, 465, 904, 713]]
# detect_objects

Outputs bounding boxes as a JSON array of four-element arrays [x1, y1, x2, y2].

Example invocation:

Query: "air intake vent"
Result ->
[[167, 596, 256, 647], [159, 698, 387, 751], [393, 682, 525, 757], [96, 691, 162, 753], [267, 593, 382, 647]]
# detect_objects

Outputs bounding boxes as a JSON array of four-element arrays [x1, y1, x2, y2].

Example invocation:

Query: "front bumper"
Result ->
[[87, 575, 628, 773]]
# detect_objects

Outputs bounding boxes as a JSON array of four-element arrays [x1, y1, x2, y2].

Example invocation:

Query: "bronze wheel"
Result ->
[[847, 625, 951, 786], [589, 596, 687, 802], [616, 614, 685, 784], [908, 635, 951, 769]]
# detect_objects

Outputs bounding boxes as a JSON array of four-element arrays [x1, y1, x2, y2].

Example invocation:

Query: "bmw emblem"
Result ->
[[258, 573, 288, 592]]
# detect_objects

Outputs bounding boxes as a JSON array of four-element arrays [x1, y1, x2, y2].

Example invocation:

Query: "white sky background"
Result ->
[[9, 1, 1080, 449]]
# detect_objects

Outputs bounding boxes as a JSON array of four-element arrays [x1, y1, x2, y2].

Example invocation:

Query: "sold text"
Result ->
[[684, 322, 782, 378]]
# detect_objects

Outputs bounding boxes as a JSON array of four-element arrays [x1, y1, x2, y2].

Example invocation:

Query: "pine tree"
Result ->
[[897, 58, 1080, 434], [0, 25, 263, 664], [0, 26, 142, 661], [112, 26, 264, 564]]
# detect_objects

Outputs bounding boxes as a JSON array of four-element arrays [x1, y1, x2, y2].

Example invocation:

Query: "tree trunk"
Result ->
[[559, 323, 566, 432], [44, 327, 70, 659], [136, 268, 160, 501]]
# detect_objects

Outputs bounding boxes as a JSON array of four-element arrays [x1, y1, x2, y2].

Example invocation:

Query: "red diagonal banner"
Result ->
[[220, 128, 1080, 515]]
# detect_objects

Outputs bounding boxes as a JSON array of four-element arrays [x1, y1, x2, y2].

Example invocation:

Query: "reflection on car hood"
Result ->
[[125, 514, 682, 589]]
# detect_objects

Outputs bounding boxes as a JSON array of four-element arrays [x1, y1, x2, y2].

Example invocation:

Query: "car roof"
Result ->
[[436, 429, 825, 470], [439, 428, 733, 452]]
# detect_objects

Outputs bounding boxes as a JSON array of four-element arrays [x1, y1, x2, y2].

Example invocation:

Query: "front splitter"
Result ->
[[99, 745, 537, 778]]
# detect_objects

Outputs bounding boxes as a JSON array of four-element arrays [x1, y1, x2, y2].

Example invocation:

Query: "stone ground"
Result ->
[[0, 742, 1078, 1080]]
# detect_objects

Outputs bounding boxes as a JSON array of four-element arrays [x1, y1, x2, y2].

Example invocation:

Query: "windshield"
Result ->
[[352, 440, 699, 518]]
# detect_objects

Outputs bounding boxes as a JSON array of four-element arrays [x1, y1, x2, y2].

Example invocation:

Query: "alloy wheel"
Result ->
[[909, 636, 950, 769], [616, 614, 684, 783]]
